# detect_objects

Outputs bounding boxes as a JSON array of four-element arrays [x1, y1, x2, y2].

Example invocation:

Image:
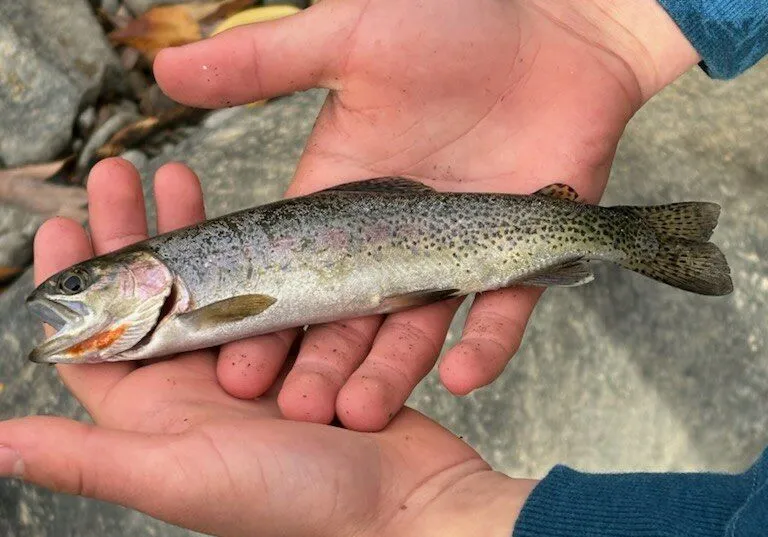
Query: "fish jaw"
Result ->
[[26, 293, 109, 363], [26, 249, 176, 363], [28, 319, 114, 364]]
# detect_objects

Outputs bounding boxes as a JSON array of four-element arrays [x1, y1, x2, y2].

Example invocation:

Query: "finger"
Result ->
[[153, 1, 358, 108], [439, 287, 541, 395], [154, 162, 206, 232], [87, 157, 149, 255], [54, 158, 150, 416], [337, 299, 462, 432], [33, 218, 92, 288], [277, 317, 382, 424], [217, 329, 298, 399]]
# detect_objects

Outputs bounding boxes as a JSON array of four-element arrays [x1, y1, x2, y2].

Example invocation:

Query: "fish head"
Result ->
[[26, 249, 174, 364]]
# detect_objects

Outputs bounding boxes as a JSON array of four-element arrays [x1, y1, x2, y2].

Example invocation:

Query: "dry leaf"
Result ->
[[0, 177, 87, 223], [0, 158, 74, 184], [109, 1, 255, 60], [109, 5, 202, 60], [193, 0, 254, 24], [211, 5, 301, 36], [94, 106, 209, 161], [0, 267, 22, 282]]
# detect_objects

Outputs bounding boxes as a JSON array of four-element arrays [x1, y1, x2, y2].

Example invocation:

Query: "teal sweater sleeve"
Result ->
[[512, 448, 768, 537], [655, 1, 768, 79]]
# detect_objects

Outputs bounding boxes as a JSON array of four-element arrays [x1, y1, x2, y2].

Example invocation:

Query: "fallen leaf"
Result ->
[[0, 177, 87, 223], [0, 267, 22, 282], [0, 158, 74, 184], [211, 5, 301, 36], [109, 5, 202, 59], [109, 1, 255, 60], [0, 383, 5, 394], [94, 106, 209, 162], [194, 0, 254, 24]]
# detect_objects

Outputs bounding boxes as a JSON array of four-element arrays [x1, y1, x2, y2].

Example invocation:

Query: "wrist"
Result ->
[[525, 0, 700, 102], [384, 468, 537, 537]]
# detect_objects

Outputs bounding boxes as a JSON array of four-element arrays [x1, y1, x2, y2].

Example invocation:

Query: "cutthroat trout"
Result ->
[[26, 177, 732, 364]]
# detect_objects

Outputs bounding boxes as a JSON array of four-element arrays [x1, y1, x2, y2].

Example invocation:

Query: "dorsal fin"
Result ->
[[533, 183, 581, 202], [317, 177, 436, 194]]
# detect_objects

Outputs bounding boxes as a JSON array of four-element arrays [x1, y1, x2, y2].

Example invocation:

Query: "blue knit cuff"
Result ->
[[512, 448, 768, 537], [656, 1, 768, 79]]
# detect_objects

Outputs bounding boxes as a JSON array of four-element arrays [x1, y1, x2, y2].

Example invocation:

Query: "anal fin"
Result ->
[[520, 260, 594, 287], [181, 294, 277, 328]]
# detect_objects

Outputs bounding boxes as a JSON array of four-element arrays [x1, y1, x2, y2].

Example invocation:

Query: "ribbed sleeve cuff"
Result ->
[[512, 449, 768, 537], [656, 0, 768, 79]]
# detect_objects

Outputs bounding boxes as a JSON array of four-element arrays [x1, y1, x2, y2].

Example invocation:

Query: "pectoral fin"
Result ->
[[377, 288, 460, 313], [182, 294, 277, 328], [520, 261, 594, 287], [533, 183, 581, 202]]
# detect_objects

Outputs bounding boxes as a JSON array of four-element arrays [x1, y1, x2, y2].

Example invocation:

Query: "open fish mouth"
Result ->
[[25, 296, 104, 364]]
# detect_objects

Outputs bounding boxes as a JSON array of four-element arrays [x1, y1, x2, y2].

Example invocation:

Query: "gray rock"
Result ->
[[77, 107, 97, 138], [0, 0, 123, 167], [76, 109, 140, 174], [120, 149, 149, 171], [0, 203, 44, 271], [100, 0, 121, 16]]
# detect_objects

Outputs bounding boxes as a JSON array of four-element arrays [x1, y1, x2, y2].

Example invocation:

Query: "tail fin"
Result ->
[[620, 203, 733, 296]]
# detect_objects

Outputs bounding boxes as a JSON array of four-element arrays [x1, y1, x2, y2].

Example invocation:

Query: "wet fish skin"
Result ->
[[26, 177, 732, 364]]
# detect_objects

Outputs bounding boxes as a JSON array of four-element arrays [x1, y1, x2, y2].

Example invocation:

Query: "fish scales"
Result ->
[[144, 192, 648, 308]]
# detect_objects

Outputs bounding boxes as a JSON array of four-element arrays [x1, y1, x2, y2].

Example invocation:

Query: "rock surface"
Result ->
[[0, 204, 44, 274], [1, 59, 768, 535], [0, 0, 123, 167]]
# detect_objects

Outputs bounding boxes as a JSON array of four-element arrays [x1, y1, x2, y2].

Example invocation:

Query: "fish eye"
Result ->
[[58, 270, 89, 295]]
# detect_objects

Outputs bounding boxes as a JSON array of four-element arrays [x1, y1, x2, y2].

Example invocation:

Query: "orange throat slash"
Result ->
[[65, 324, 128, 358]]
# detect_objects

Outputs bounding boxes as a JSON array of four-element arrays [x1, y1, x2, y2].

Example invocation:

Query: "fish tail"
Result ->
[[619, 202, 733, 296]]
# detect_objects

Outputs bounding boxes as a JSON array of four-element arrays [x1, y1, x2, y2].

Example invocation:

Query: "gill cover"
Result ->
[[27, 249, 174, 363]]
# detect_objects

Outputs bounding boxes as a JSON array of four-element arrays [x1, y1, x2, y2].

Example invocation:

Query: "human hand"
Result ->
[[153, 0, 700, 431], [0, 158, 535, 537]]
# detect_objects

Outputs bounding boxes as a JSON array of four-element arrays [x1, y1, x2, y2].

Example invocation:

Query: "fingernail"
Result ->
[[0, 446, 24, 478]]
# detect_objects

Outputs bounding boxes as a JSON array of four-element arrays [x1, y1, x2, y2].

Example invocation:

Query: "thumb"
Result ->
[[0, 417, 193, 523], [154, 1, 357, 108]]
